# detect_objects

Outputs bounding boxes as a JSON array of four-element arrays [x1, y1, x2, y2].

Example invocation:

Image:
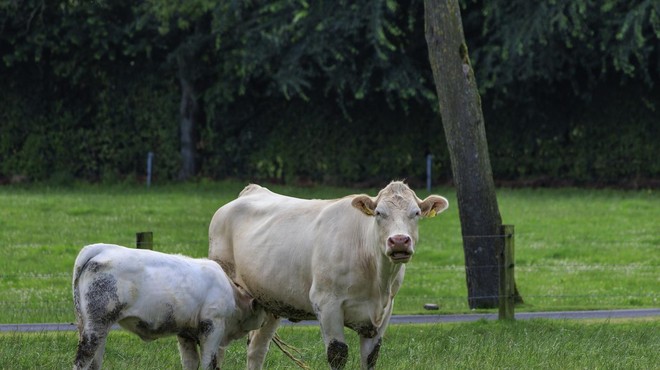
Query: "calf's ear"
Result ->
[[250, 298, 261, 312], [352, 195, 377, 216], [419, 195, 449, 218]]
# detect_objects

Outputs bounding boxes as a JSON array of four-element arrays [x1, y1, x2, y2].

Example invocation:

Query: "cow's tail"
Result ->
[[72, 244, 107, 330], [272, 333, 310, 370]]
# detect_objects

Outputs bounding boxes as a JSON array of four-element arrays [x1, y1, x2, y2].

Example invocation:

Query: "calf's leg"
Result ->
[[73, 326, 109, 370], [177, 335, 200, 370], [198, 321, 224, 370], [215, 347, 227, 368]]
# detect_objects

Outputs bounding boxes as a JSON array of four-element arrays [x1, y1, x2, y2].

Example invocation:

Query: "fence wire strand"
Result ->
[[1, 233, 658, 322], [0, 263, 657, 279]]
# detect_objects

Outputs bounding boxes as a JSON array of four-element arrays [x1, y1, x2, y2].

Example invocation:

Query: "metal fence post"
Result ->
[[426, 153, 433, 192], [146, 151, 154, 188], [136, 231, 153, 250]]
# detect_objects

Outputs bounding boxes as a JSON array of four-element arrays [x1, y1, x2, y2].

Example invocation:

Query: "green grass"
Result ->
[[404, 187, 659, 313], [1, 319, 658, 369], [0, 181, 658, 324]]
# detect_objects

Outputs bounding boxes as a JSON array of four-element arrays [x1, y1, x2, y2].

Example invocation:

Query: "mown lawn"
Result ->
[[0, 181, 658, 323], [1, 319, 658, 369]]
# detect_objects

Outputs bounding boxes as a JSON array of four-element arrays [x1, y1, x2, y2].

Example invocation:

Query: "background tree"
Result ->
[[464, 0, 659, 185], [1, 0, 657, 187], [464, 0, 660, 101], [424, 0, 509, 308], [0, 0, 180, 182]]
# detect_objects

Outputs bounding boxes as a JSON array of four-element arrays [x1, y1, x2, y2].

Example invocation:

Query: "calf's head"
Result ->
[[226, 284, 268, 343], [352, 181, 448, 264]]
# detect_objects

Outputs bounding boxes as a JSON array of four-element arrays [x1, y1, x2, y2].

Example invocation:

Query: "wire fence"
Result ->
[[0, 264, 657, 324], [1, 262, 658, 279], [1, 230, 658, 324]]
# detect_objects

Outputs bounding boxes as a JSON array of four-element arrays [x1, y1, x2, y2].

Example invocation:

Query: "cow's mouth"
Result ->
[[389, 251, 412, 263]]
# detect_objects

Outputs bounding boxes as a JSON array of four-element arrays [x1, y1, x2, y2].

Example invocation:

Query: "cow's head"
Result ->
[[352, 181, 448, 264]]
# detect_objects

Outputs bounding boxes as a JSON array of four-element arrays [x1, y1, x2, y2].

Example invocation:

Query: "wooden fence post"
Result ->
[[498, 224, 515, 320], [136, 231, 153, 250]]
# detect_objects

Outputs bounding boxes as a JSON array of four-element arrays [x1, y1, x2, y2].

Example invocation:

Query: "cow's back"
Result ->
[[77, 245, 235, 324]]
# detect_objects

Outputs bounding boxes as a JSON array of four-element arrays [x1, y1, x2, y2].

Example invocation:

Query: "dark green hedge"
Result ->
[[0, 76, 180, 184], [196, 96, 449, 186], [485, 83, 659, 187], [196, 81, 659, 187], [1, 76, 657, 187], [1, 1, 658, 187]]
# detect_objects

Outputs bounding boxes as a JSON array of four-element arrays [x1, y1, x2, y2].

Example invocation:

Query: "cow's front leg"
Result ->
[[246, 313, 280, 370], [316, 303, 348, 370], [359, 335, 382, 370], [359, 299, 394, 369]]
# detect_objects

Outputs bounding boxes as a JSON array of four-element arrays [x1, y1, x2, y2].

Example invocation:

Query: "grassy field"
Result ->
[[1, 319, 658, 369], [0, 181, 658, 324]]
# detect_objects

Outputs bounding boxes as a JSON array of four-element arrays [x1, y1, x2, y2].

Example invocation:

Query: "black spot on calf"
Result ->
[[85, 273, 124, 326], [198, 319, 214, 336], [87, 261, 103, 273], [74, 332, 99, 367]]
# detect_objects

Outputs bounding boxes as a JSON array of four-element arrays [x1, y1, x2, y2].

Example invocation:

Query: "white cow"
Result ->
[[209, 181, 449, 369], [72, 243, 267, 370]]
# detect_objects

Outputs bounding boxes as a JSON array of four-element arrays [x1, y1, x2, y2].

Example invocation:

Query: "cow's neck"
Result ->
[[377, 254, 403, 299]]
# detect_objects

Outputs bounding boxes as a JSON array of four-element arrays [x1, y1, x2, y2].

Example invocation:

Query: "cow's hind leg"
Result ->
[[246, 314, 281, 370], [177, 335, 200, 370]]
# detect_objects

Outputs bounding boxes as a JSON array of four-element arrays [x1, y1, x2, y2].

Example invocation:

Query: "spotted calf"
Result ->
[[72, 243, 266, 370]]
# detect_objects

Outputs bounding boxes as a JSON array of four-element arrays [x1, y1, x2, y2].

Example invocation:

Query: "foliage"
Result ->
[[0, 0, 658, 185], [0, 0, 179, 183], [197, 96, 446, 184], [463, 0, 660, 101]]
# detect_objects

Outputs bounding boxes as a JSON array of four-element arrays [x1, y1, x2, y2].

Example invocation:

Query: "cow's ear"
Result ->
[[352, 195, 377, 216], [419, 195, 449, 218]]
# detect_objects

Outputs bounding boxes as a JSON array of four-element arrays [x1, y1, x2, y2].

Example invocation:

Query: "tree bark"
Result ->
[[424, 0, 506, 308], [176, 15, 213, 181]]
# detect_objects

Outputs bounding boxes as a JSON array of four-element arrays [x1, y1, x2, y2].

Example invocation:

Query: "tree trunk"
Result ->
[[177, 55, 198, 181], [424, 0, 508, 308]]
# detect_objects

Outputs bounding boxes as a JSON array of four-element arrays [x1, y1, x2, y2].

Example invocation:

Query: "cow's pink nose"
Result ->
[[388, 235, 411, 248]]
